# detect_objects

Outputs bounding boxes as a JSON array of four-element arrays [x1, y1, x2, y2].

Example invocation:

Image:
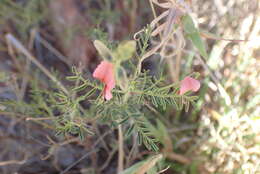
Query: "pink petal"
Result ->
[[104, 85, 113, 100], [93, 61, 115, 100], [93, 61, 110, 82], [180, 76, 200, 95]]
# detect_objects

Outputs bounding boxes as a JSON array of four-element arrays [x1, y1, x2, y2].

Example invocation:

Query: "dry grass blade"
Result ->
[[151, 0, 172, 8], [0, 159, 27, 166], [200, 30, 248, 42], [60, 149, 98, 174], [135, 0, 186, 62], [35, 31, 71, 66], [5, 33, 69, 95], [135, 154, 163, 174], [166, 152, 190, 164]]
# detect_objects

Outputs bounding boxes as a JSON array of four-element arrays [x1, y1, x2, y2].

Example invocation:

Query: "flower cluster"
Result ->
[[93, 61, 200, 100]]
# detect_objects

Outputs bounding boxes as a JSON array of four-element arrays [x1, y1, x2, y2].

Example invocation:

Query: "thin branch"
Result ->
[[35, 31, 71, 66], [26, 117, 55, 121], [166, 152, 191, 164], [59, 130, 114, 174], [117, 124, 124, 173], [5, 34, 69, 95], [60, 149, 98, 174], [0, 159, 27, 166], [100, 146, 117, 171]]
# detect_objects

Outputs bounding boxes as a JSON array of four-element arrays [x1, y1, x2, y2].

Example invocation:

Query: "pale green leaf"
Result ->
[[116, 67, 128, 90], [93, 40, 113, 61], [114, 40, 136, 62], [182, 15, 197, 34], [182, 15, 208, 59]]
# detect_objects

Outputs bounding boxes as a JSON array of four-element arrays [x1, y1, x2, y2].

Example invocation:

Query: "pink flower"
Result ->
[[179, 76, 200, 95], [93, 61, 115, 100]]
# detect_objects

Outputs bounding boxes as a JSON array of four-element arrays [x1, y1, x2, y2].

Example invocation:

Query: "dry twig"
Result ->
[[5, 34, 69, 95]]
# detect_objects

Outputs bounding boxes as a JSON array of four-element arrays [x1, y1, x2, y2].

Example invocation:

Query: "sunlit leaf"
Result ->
[[114, 40, 136, 62], [182, 15, 197, 34], [94, 40, 113, 60], [182, 15, 208, 59]]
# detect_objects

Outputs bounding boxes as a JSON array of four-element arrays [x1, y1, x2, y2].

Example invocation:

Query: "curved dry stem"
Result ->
[[151, 0, 172, 8]]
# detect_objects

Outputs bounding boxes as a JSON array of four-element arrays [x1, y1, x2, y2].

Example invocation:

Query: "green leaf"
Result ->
[[189, 33, 208, 59], [182, 15, 208, 59], [125, 124, 135, 137], [118, 116, 130, 125], [76, 88, 96, 102], [93, 40, 113, 61], [72, 83, 88, 92], [54, 92, 67, 99], [114, 40, 136, 62], [66, 76, 79, 81], [182, 15, 197, 34], [189, 161, 199, 174], [134, 117, 159, 151], [145, 119, 170, 147]]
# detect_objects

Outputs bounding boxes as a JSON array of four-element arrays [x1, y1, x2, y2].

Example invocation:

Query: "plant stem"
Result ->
[[117, 124, 124, 173]]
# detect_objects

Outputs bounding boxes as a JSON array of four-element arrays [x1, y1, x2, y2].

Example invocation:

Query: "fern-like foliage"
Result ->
[[2, 26, 199, 152], [52, 62, 197, 151]]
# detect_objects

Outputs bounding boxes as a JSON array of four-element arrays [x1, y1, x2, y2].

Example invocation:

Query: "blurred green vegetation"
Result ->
[[0, 0, 259, 174]]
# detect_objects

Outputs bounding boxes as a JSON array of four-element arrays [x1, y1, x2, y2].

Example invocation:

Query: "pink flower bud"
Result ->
[[180, 76, 200, 95]]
